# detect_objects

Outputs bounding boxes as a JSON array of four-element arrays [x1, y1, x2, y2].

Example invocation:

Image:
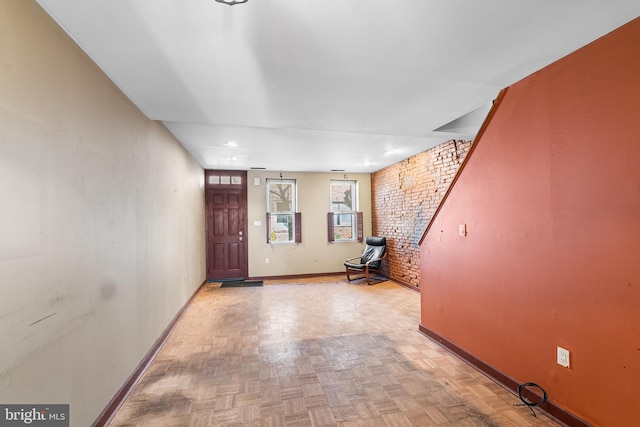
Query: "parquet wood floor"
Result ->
[[107, 276, 560, 426]]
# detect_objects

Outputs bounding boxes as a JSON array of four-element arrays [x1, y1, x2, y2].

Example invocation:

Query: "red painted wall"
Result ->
[[420, 18, 640, 426]]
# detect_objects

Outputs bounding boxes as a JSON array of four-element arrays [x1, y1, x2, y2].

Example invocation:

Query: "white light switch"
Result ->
[[458, 224, 467, 236], [253, 220, 262, 226]]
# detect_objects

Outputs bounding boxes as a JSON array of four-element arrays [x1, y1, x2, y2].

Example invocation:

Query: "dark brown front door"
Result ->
[[205, 170, 248, 280]]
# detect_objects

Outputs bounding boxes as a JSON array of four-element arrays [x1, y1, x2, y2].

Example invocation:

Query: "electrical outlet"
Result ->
[[557, 346, 570, 368], [265, 258, 270, 264]]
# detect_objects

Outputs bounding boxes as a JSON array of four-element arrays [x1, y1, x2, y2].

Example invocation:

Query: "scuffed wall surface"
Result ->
[[372, 140, 471, 288], [0, 1, 205, 425]]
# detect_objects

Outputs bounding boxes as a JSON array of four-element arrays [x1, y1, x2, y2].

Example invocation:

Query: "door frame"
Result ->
[[204, 170, 248, 280]]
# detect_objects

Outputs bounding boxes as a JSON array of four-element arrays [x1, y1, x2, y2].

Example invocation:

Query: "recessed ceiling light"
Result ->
[[225, 141, 238, 147], [383, 149, 395, 156]]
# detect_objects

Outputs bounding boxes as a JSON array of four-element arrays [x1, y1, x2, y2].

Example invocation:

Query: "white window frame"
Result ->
[[266, 178, 297, 244], [330, 180, 358, 242]]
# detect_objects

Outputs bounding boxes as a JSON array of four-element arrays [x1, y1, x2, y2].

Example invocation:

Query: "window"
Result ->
[[328, 180, 362, 242], [207, 174, 242, 185], [266, 179, 301, 243]]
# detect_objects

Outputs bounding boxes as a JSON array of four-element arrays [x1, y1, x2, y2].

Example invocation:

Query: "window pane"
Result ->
[[331, 182, 354, 211], [269, 214, 294, 242], [268, 180, 295, 213], [333, 213, 355, 240]]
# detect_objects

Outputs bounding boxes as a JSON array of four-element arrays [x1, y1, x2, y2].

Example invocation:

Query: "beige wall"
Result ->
[[247, 171, 371, 277], [0, 1, 206, 425]]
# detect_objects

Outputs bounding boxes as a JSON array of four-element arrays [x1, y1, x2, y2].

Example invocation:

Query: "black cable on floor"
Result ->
[[513, 382, 548, 417]]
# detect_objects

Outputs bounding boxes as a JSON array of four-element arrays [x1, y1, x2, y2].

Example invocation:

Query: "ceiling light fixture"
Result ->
[[214, 0, 248, 5]]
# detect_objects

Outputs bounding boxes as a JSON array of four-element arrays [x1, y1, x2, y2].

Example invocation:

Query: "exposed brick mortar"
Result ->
[[372, 140, 472, 289]]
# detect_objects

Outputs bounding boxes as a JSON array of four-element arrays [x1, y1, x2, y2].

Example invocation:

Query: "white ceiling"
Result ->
[[37, 0, 640, 173]]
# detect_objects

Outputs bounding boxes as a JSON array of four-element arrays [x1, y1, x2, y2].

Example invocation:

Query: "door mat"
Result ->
[[220, 280, 263, 288], [208, 277, 244, 283]]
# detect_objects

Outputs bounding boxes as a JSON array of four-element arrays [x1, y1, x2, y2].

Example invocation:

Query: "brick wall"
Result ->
[[372, 140, 472, 289]]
